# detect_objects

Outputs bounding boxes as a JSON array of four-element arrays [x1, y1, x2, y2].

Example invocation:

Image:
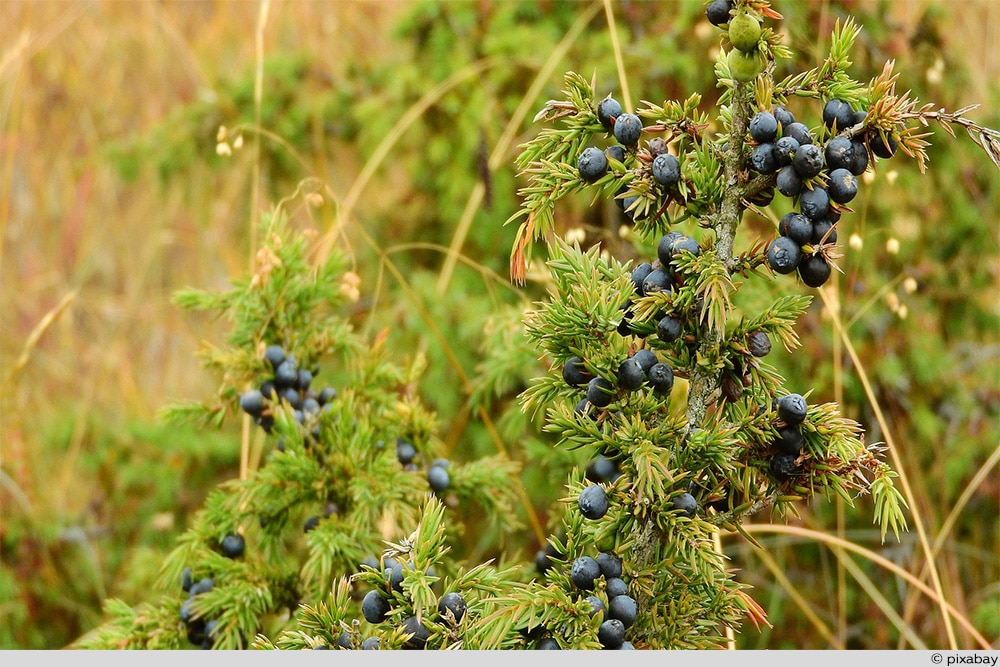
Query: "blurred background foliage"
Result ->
[[1, 0, 997, 650]]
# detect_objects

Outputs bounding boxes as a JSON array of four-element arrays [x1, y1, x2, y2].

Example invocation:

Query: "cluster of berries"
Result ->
[[237, 344, 338, 437], [768, 392, 809, 483], [358, 558, 467, 650], [571, 552, 637, 650], [754, 99, 894, 287], [176, 533, 247, 648]]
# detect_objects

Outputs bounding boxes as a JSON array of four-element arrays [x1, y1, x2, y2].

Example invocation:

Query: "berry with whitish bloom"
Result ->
[[562, 356, 590, 387], [774, 135, 799, 166], [671, 492, 698, 518], [220, 533, 245, 559], [396, 439, 417, 464], [427, 465, 450, 493], [825, 136, 855, 171], [239, 389, 265, 416], [656, 231, 683, 267], [630, 262, 653, 293], [749, 110, 778, 143], [597, 97, 623, 132], [751, 143, 778, 174], [777, 393, 808, 425], [784, 122, 813, 146], [792, 143, 824, 179], [657, 315, 683, 343], [706, 0, 733, 26], [571, 556, 602, 590], [578, 484, 609, 520], [870, 130, 898, 158], [438, 592, 467, 624], [776, 164, 803, 197], [274, 359, 298, 389], [747, 330, 772, 357], [361, 637, 380, 650], [613, 113, 643, 147], [642, 268, 674, 295], [264, 344, 285, 369], [361, 590, 390, 624], [617, 356, 645, 391], [798, 253, 832, 287], [401, 616, 429, 649], [647, 137, 669, 157], [828, 168, 858, 203], [586, 377, 616, 408], [631, 348, 658, 374], [598, 619, 626, 649], [606, 144, 627, 164], [605, 577, 628, 599], [536, 638, 561, 650], [647, 362, 674, 396], [651, 152, 681, 187], [767, 236, 802, 274], [578, 147, 609, 183], [587, 455, 619, 483], [811, 218, 838, 245], [800, 186, 830, 221], [779, 212, 813, 246], [336, 631, 352, 649], [823, 98, 855, 131], [586, 596, 607, 620], [773, 105, 796, 131], [596, 552, 623, 579], [609, 594, 638, 629]]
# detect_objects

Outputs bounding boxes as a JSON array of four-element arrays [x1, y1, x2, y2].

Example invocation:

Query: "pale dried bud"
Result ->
[[886, 238, 900, 255], [849, 233, 863, 251], [216, 142, 232, 156], [903, 276, 918, 294]]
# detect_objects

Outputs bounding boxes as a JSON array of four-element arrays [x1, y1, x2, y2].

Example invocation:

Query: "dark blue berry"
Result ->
[[747, 330, 772, 358], [401, 616, 429, 649], [776, 164, 803, 197], [617, 357, 645, 391], [798, 253, 831, 287], [428, 465, 450, 492], [438, 592, 467, 623], [274, 359, 298, 389], [220, 533, 245, 559], [609, 594, 638, 628], [784, 122, 813, 146], [605, 577, 629, 599], [750, 111, 779, 143], [630, 262, 653, 294], [606, 144, 627, 163], [180, 567, 193, 592], [751, 143, 778, 174], [774, 136, 799, 166], [778, 212, 813, 246], [189, 577, 214, 597], [778, 393, 807, 424], [587, 456, 619, 483], [824, 136, 855, 171], [799, 186, 830, 221], [772, 105, 796, 130], [631, 349, 658, 374], [304, 515, 320, 533], [578, 146, 609, 183], [656, 231, 683, 267], [598, 619, 626, 649], [361, 590, 390, 624], [570, 556, 602, 590], [586, 595, 607, 620], [264, 344, 285, 369], [671, 492, 698, 518], [823, 99, 855, 132], [562, 356, 590, 386], [770, 452, 800, 481], [827, 168, 858, 204], [651, 152, 681, 187], [361, 637, 380, 650], [870, 130, 897, 158], [774, 423, 804, 455], [536, 638, 561, 650], [336, 631, 352, 649], [613, 113, 643, 147], [578, 484, 609, 520], [586, 377, 615, 408], [239, 389, 265, 416], [596, 552, 623, 579], [397, 439, 417, 464], [647, 362, 674, 396], [811, 218, 838, 244], [849, 138, 870, 175], [792, 143, 824, 179], [597, 97, 623, 132], [767, 236, 802, 274], [656, 316, 683, 343], [706, 0, 733, 26]]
